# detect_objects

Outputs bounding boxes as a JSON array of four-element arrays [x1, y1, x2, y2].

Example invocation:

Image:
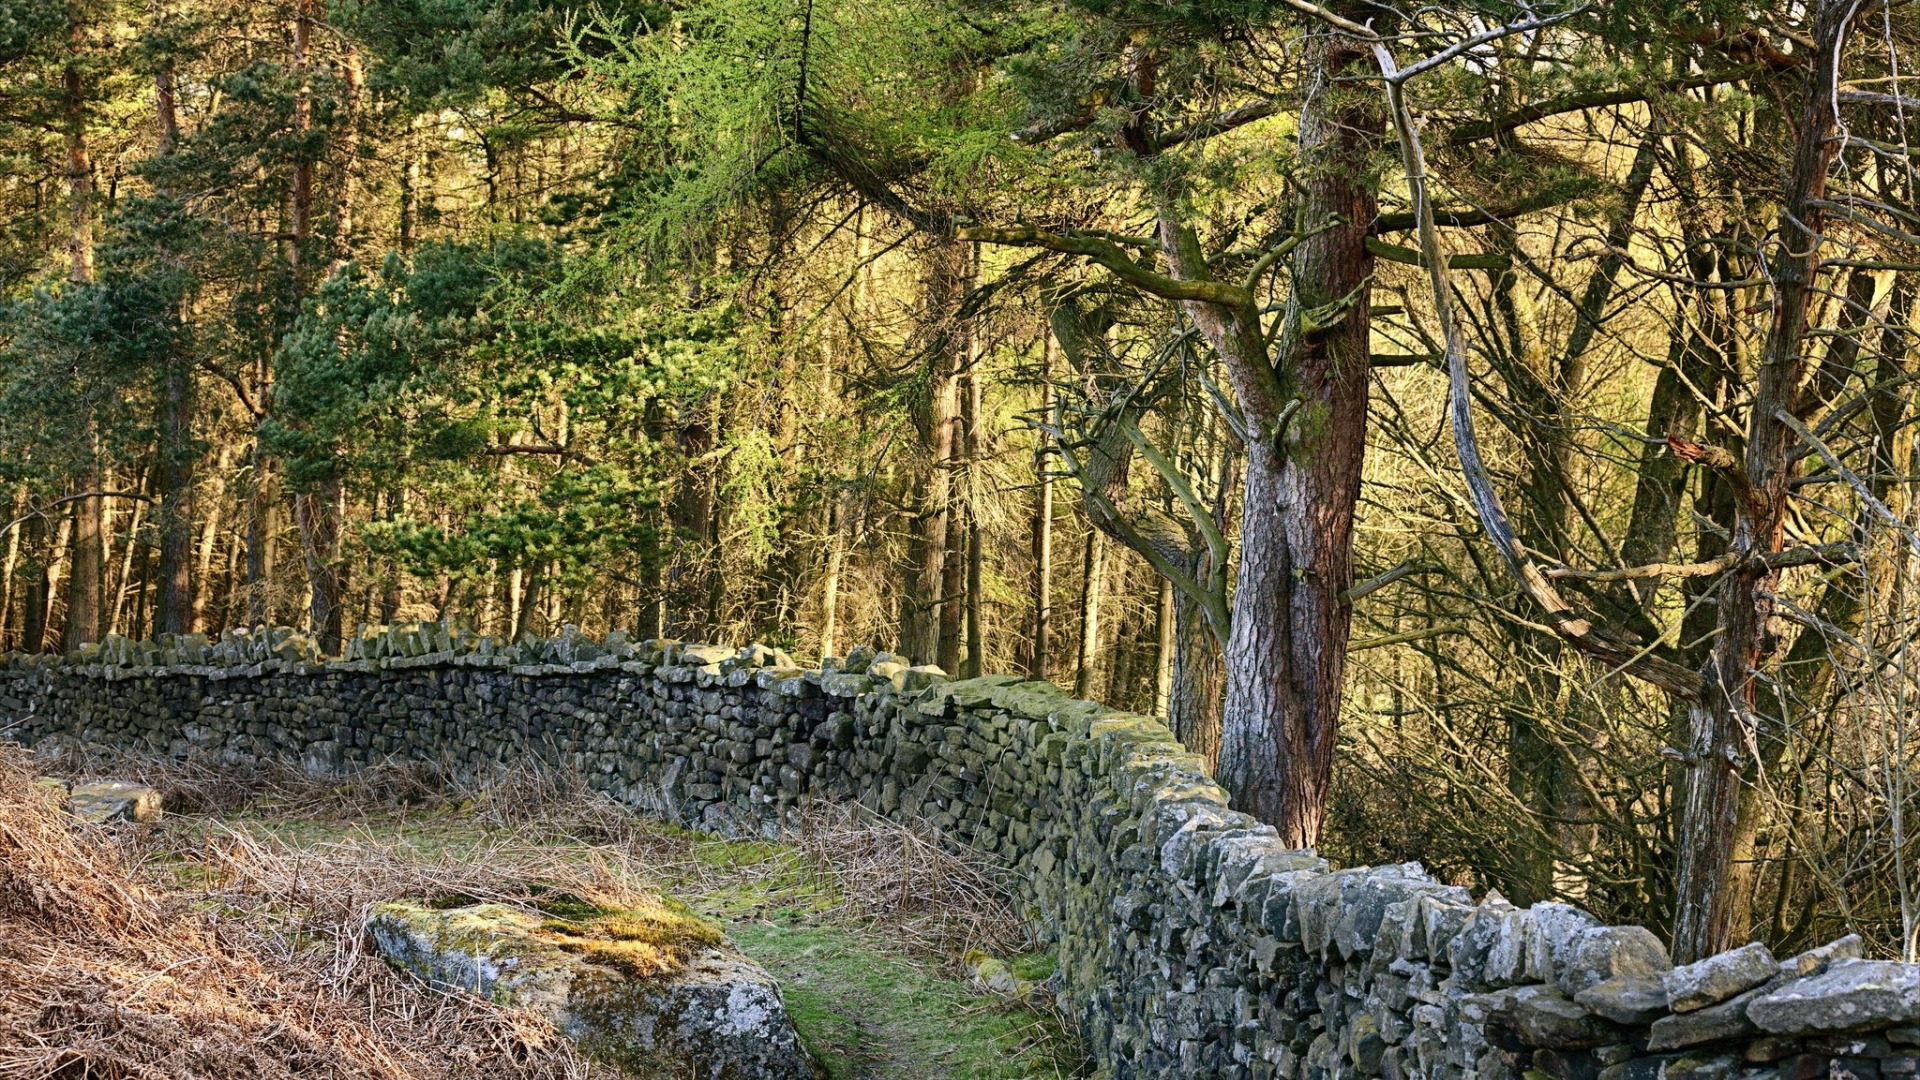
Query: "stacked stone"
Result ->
[[10, 628, 1920, 1080]]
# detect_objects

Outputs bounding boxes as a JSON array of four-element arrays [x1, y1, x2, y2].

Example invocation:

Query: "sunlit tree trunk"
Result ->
[[1210, 14, 1376, 845], [1075, 525, 1104, 698]]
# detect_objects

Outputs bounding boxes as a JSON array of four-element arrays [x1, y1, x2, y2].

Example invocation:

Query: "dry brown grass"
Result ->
[[0, 744, 621, 1080], [50, 745, 1034, 959], [12, 745, 1046, 1078]]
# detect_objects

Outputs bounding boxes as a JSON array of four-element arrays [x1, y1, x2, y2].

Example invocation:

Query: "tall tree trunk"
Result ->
[[63, 11, 91, 287], [329, 41, 364, 265], [65, 476, 102, 649], [1075, 525, 1105, 698], [21, 513, 49, 652], [962, 369, 985, 678], [289, 0, 313, 286], [1671, 0, 1855, 963], [820, 497, 844, 660], [1029, 347, 1055, 681], [61, 11, 98, 650], [156, 285, 196, 634], [247, 442, 274, 626], [938, 452, 965, 674], [903, 240, 964, 666], [1209, 16, 1376, 845]]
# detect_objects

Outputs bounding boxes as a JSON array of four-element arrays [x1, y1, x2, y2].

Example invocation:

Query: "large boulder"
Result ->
[[67, 780, 162, 824], [368, 896, 818, 1080]]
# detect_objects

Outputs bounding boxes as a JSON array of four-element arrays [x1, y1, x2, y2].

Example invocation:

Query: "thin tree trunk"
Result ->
[[192, 448, 231, 633], [246, 442, 273, 625], [938, 446, 965, 673], [963, 369, 985, 678], [0, 488, 19, 645], [1154, 576, 1175, 717], [63, 12, 92, 286], [820, 497, 844, 659], [109, 484, 149, 636], [1075, 525, 1104, 698], [329, 41, 364, 265], [157, 328, 196, 635], [1030, 344, 1055, 681], [289, 0, 313, 285]]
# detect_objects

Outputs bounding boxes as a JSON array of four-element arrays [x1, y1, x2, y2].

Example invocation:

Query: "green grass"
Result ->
[[730, 921, 1080, 1080], [164, 804, 1087, 1080]]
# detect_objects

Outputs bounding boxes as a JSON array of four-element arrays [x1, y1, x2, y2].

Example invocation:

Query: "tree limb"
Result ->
[[1445, 64, 1767, 145], [1365, 235, 1510, 270], [958, 224, 1251, 307], [1374, 39, 1705, 701], [1545, 542, 1860, 582]]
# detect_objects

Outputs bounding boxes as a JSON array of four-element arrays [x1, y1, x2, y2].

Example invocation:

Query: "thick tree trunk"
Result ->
[[21, 513, 48, 652], [902, 240, 964, 666], [1169, 585, 1225, 764], [1670, 0, 1854, 963], [65, 479, 102, 649], [1211, 19, 1376, 846]]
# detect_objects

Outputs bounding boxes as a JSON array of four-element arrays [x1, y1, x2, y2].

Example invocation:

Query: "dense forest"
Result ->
[[4, 0, 1919, 965]]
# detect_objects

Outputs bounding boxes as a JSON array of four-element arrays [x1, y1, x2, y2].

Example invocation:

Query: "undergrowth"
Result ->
[[16, 745, 1091, 1080]]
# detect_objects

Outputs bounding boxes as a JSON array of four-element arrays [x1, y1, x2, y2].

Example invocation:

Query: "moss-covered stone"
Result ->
[[369, 898, 816, 1080]]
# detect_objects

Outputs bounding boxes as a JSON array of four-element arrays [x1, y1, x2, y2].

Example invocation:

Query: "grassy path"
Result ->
[[152, 798, 1083, 1080], [728, 920, 1073, 1080]]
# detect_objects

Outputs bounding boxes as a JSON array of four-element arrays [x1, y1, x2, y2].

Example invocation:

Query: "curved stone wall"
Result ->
[[6, 625, 1919, 1080]]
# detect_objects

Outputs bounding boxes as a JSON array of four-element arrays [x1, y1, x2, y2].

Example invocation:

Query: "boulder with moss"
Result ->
[[367, 894, 817, 1080]]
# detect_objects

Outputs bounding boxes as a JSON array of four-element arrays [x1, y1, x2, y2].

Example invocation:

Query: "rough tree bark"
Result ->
[[62, 9, 101, 651], [1670, 0, 1856, 963], [154, 55, 195, 636], [902, 239, 964, 666], [1210, 16, 1376, 844]]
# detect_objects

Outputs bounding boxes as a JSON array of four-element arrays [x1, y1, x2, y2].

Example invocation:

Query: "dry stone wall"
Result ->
[[7, 625, 1920, 1080]]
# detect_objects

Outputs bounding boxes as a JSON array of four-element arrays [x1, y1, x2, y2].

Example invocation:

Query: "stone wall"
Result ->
[[6, 625, 1920, 1080]]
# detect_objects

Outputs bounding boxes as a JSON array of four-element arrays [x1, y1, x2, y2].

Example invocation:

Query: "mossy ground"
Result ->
[[153, 803, 1084, 1080]]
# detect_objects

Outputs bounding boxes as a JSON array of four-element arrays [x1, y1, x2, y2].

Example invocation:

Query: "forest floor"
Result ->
[[22, 755, 1088, 1080]]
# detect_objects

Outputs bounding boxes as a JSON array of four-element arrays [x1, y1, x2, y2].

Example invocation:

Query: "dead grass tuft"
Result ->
[[0, 744, 618, 1080]]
